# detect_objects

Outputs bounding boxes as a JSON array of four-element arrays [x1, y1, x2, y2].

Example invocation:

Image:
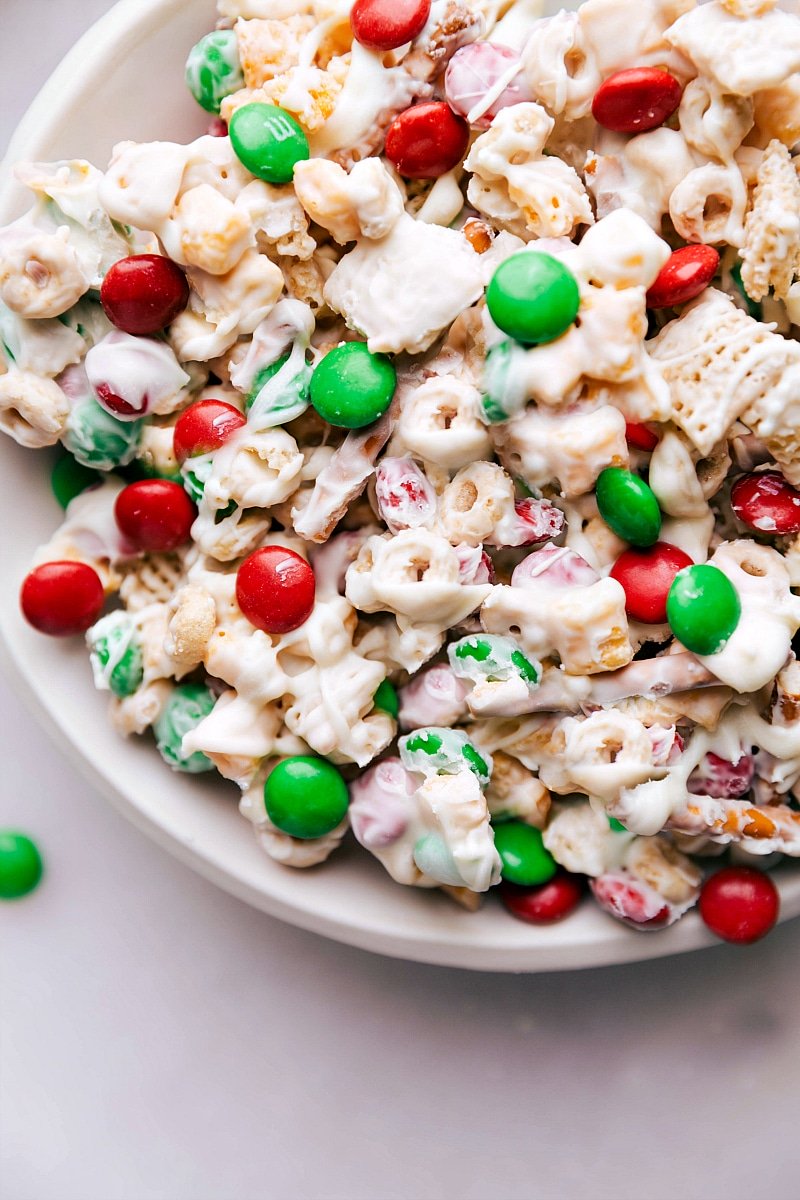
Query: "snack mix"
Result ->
[[10, 0, 800, 944]]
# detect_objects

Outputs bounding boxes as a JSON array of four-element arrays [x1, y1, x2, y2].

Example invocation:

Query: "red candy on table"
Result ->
[[591, 67, 682, 134], [236, 545, 316, 634], [610, 541, 693, 624], [500, 871, 584, 924], [624, 421, 660, 452], [20, 561, 105, 637], [444, 42, 530, 128], [173, 399, 246, 463], [350, 0, 431, 50], [384, 102, 470, 179], [100, 254, 190, 336], [699, 866, 779, 944], [114, 480, 196, 553], [646, 245, 720, 309], [730, 470, 800, 534]]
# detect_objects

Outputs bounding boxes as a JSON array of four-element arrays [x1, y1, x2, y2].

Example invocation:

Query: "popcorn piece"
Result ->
[[481, 545, 633, 674], [543, 800, 633, 878], [235, 15, 315, 89], [0, 368, 69, 448], [163, 184, 253, 276], [740, 140, 800, 302], [293, 158, 404, 245], [323, 214, 485, 355], [110, 680, 171, 738], [665, 2, 800, 97], [0, 227, 88, 319], [484, 752, 551, 829], [466, 103, 593, 240], [494, 402, 628, 499], [648, 288, 800, 456]]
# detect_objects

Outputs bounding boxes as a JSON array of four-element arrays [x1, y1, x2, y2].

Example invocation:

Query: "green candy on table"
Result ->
[[264, 756, 349, 840], [51, 453, 101, 508], [185, 29, 244, 115], [373, 679, 399, 720], [63, 396, 142, 471], [87, 613, 144, 699], [246, 352, 312, 424], [154, 684, 216, 774], [310, 342, 396, 429], [666, 564, 741, 656], [230, 103, 309, 183], [493, 821, 557, 887], [0, 831, 43, 900], [486, 252, 580, 346], [596, 467, 662, 547]]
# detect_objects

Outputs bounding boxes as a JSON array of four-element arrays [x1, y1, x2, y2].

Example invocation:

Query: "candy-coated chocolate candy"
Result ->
[[595, 467, 662, 547], [173, 399, 246, 463], [699, 866, 779, 944], [236, 545, 315, 634], [374, 456, 437, 533], [493, 820, 557, 887], [0, 832, 43, 900], [64, 396, 142, 471], [51, 454, 100, 509], [154, 684, 216, 773], [666, 563, 741, 656], [500, 871, 584, 924], [247, 353, 312, 425], [730, 470, 800, 535], [448, 634, 540, 688], [229, 103, 309, 183], [445, 42, 530, 128], [350, 0, 431, 51], [264, 756, 349, 840], [592, 67, 682, 133], [624, 421, 659, 452], [207, 117, 228, 137], [185, 29, 244, 114], [373, 679, 399, 719], [485, 252, 580, 346], [399, 726, 492, 785], [310, 342, 396, 429], [646, 245, 719, 309], [591, 874, 670, 927], [688, 751, 754, 799], [101, 255, 189, 336], [20, 561, 104, 637], [413, 834, 465, 886], [114, 480, 196, 553], [610, 541, 693, 623], [384, 102, 470, 179], [608, 817, 627, 832], [87, 613, 144, 699]]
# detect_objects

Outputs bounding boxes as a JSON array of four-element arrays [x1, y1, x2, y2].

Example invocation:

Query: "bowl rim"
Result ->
[[1, 0, 796, 972]]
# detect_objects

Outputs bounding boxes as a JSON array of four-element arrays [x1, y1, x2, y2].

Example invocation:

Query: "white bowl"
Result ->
[[1, 0, 796, 971]]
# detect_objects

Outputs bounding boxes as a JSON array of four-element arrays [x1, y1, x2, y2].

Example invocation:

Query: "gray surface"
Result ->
[[2, 5, 800, 1199]]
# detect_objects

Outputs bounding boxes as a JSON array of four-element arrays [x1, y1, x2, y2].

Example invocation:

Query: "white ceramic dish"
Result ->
[[1, 0, 797, 970]]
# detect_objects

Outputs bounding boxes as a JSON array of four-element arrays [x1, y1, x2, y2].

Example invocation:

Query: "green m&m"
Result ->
[[310, 342, 396, 429], [373, 679, 399, 720], [596, 467, 662, 547], [264, 756, 349, 840], [247, 352, 312, 425], [492, 821, 557, 887], [666, 564, 741, 656], [185, 30, 244, 115], [87, 613, 144, 699], [485, 252, 580, 346], [230, 103, 309, 183], [51, 454, 101, 509], [154, 684, 216, 774], [0, 832, 43, 899], [63, 396, 142, 471]]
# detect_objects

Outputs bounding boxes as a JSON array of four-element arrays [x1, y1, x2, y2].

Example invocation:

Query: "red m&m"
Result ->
[[101, 254, 189, 336], [351, 0, 430, 50], [592, 67, 682, 134], [236, 546, 316, 634], [646, 245, 720, 309], [730, 470, 800, 535], [610, 541, 693, 624], [173, 399, 246, 464], [385, 102, 470, 180], [20, 561, 105, 637], [114, 480, 196, 553], [500, 871, 584, 924]]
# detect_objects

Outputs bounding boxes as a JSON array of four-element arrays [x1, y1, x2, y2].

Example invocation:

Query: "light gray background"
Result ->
[[1, 4, 800, 1199]]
